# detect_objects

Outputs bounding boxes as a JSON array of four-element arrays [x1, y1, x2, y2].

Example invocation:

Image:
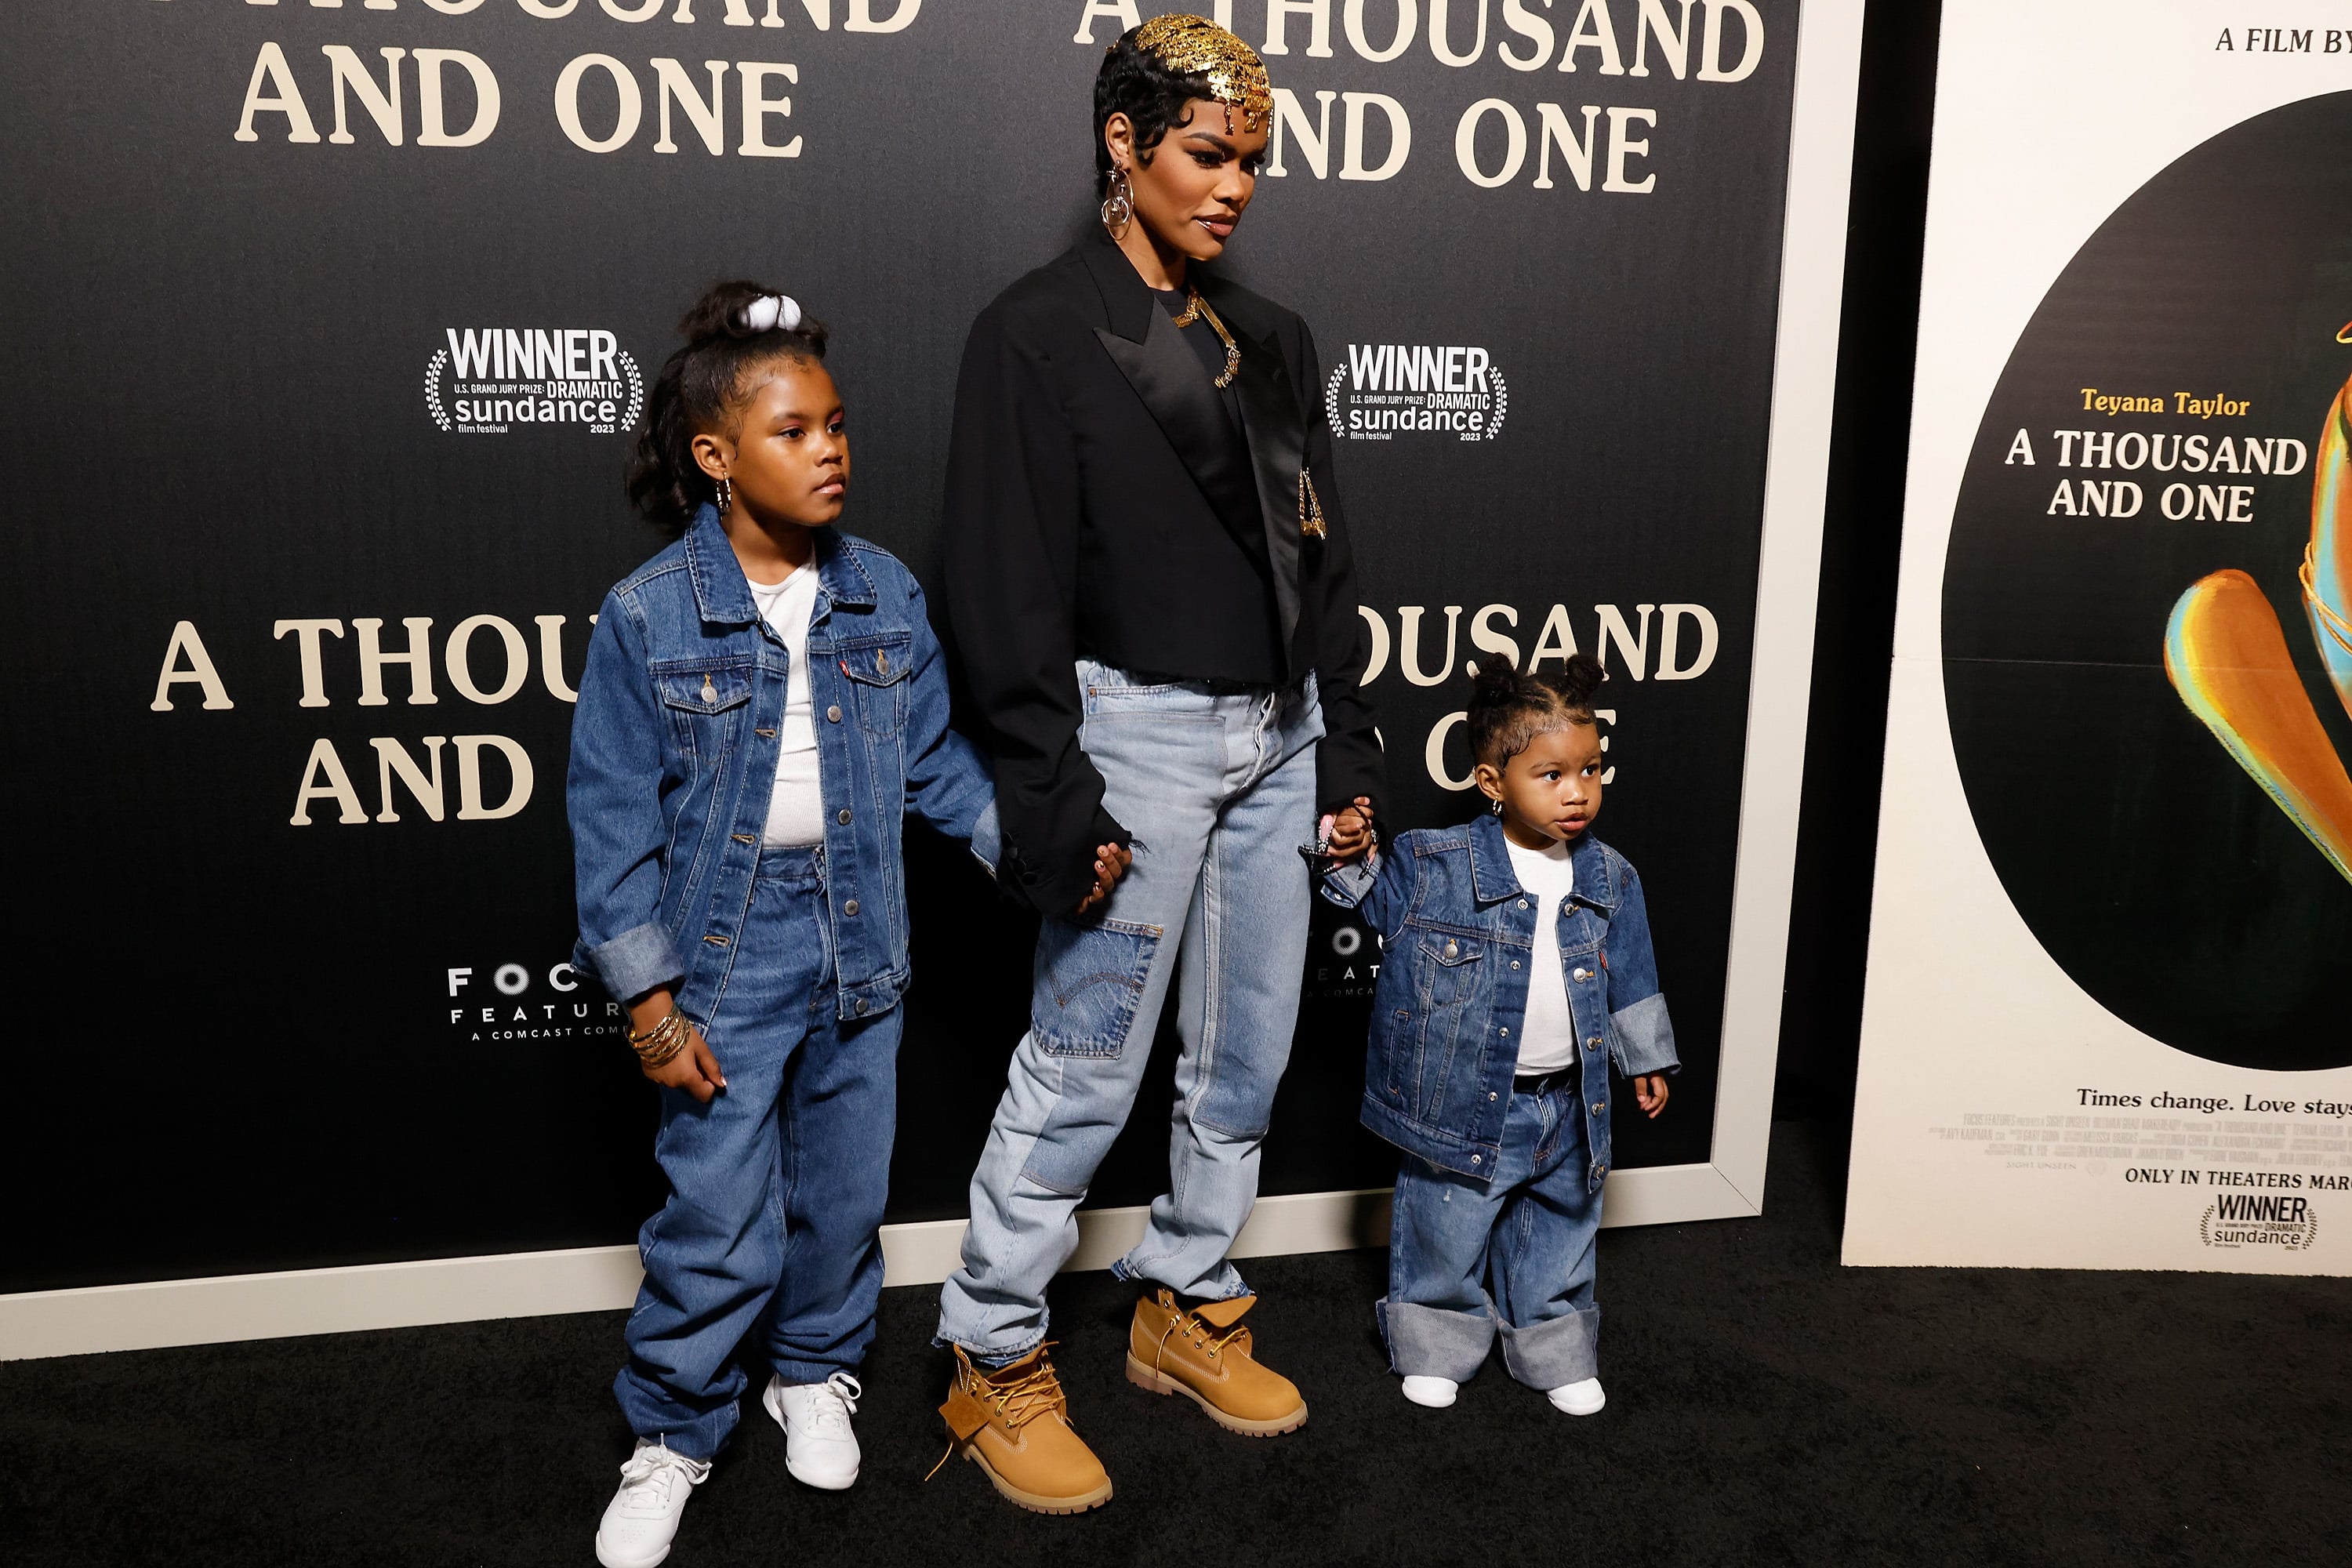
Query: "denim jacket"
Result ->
[[1322, 814, 1677, 1188], [568, 506, 997, 1025]]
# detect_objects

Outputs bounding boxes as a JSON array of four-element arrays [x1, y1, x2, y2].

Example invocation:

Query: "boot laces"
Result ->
[[984, 1349, 1068, 1430], [1158, 1302, 1250, 1369], [615, 1440, 709, 1515]]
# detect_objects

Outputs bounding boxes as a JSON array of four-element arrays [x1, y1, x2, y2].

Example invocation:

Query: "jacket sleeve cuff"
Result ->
[[1318, 852, 1379, 908], [969, 799, 1002, 877], [1608, 993, 1679, 1077], [585, 921, 685, 1004]]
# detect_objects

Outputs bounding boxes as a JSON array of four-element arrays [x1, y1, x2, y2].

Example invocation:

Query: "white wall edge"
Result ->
[[0, 1162, 1751, 1362], [1707, 0, 1868, 1211]]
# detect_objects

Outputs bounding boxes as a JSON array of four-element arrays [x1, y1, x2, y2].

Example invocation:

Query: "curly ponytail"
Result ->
[[1465, 651, 1606, 768], [626, 280, 830, 535]]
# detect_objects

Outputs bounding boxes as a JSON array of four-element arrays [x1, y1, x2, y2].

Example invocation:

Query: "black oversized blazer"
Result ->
[[942, 229, 1385, 914]]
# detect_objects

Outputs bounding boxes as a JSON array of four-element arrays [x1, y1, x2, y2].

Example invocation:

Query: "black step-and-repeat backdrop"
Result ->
[[3, 0, 1798, 1294]]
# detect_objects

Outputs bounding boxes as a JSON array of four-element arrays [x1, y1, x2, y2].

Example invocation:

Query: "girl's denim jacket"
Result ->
[[568, 505, 997, 1025], [1322, 813, 1677, 1188]]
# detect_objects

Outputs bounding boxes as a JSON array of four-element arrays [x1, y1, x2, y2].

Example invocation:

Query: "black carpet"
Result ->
[[5, 1121, 2346, 1567]]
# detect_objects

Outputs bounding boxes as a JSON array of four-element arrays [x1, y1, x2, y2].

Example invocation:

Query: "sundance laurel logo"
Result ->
[[2199, 1192, 2321, 1251], [425, 328, 644, 436], [1326, 342, 1508, 444]]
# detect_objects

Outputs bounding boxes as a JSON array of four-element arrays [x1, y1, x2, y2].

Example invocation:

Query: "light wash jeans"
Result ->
[[1378, 1071, 1602, 1389], [937, 660, 1324, 1359], [614, 845, 898, 1460]]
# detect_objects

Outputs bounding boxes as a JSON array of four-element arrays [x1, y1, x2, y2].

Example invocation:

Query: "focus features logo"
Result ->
[[1327, 343, 1508, 443], [2199, 1192, 2321, 1251], [426, 328, 644, 436]]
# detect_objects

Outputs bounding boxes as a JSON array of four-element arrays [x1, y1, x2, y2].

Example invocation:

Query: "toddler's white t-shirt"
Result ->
[[1502, 835, 1579, 1075], [746, 568, 825, 848]]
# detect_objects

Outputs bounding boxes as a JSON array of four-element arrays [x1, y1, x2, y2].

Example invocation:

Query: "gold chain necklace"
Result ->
[[1170, 287, 1240, 388]]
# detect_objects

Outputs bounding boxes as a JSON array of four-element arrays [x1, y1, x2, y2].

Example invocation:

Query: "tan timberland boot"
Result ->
[[1124, 1289, 1309, 1436], [934, 1344, 1113, 1515]]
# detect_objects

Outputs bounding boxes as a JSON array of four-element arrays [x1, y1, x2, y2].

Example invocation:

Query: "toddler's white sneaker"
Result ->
[[1546, 1377, 1606, 1416], [1399, 1375, 1459, 1408], [763, 1370, 862, 1490], [595, 1436, 710, 1568]]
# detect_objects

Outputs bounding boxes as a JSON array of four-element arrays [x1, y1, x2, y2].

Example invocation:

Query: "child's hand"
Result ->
[[630, 991, 727, 1104], [1073, 841, 1133, 917], [1324, 797, 1376, 865], [1632, 1073, 1670, 1119]]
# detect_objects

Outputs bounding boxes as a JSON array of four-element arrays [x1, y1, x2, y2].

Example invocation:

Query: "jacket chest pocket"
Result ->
[[1413, 931, 1489, 1069], [654, 663, 754, 760], [833, 633, 913, 739]]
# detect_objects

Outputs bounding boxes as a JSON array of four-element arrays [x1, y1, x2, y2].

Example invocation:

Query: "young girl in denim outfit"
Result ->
[[1323, 655, 1675, 1417], [568, 282, 1124, 1567]]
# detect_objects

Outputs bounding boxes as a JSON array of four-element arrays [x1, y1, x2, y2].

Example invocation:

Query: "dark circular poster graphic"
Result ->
[[1943, 92, 2352, 1071]]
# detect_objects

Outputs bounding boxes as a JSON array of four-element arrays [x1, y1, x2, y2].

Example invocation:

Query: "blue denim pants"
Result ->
[[614, 845, 897, 1460], [936, 661, 1323, 1359], [1379, 1072, 1602, 1389]]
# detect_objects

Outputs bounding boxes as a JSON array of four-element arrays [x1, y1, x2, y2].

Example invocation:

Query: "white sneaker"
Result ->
[[1547, 1377, 1606, 1416], [763, 1370, 862, 1490], [595, 1437, 710, 1568], [1399, 1375, 1459, 1408]]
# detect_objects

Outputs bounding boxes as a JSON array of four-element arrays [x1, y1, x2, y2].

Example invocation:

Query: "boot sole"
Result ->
[[959, 1444, 1113, 1515], [1123, 1352, 1309, 1436]]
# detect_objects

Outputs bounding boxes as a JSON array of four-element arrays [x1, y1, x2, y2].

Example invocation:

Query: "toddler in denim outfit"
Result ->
[[1323, 653, 1676, 1415]]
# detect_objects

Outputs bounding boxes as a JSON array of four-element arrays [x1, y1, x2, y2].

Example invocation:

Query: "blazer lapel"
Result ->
[[1092, 308, 1262, 526], [1229, 318, 1305, 660]]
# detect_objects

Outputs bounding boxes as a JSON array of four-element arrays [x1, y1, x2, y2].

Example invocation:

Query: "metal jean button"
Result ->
[[826, 705, 842, 723], [843, 899, 860, 916]]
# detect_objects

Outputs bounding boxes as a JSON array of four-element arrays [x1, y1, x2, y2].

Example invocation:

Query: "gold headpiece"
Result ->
[[1128, 14, 1272, 135]]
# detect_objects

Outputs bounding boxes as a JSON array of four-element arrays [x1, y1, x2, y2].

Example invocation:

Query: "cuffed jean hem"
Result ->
[[1109, 1255, 1250, 1301], [931, 1324, 1049, 1367], [613, 1367, 735, 1462], [1378, 1297, 1497, 1382], [1498, 1304, 1600, 1389], [768, 1356, 862, 1387]]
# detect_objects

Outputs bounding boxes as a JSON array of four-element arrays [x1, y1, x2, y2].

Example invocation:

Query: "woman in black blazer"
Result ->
[[933, 16, 1383, 1515]]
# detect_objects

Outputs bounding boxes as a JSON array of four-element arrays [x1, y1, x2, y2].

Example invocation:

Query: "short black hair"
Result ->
[[1466, 653, 1606, 769], [1093, 27, 1229, 198], [626, 280, 829, 535]]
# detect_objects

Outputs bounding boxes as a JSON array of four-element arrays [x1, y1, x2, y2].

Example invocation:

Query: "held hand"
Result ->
[[1324, 797, 1376, 866], [1633, 1073, 1670, 1119], [629, 990, 727, 1104], [1073, 842, 1134, 918]]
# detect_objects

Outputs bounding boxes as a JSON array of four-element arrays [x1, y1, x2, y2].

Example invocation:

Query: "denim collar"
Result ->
[[681, 504, 877, 626], [1468, 811, 1620, 912]]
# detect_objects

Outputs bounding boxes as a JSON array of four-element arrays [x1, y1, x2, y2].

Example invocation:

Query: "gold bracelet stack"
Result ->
[[629, 1007, 694, 1070]]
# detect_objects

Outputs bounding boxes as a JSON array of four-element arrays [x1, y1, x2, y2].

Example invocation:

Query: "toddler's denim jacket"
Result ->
[[1323, 813, 1677, 1189]]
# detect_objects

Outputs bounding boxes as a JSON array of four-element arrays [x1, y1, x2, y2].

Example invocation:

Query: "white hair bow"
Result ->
[[736, 293, 802, 334]]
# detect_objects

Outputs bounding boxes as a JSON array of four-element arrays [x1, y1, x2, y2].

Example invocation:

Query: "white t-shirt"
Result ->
[[747, 568, 825, 848], [1504, 836, 1579, 1074]]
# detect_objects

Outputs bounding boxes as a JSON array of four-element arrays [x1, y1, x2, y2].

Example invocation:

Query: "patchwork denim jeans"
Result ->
[[936, 661, 1323, 1359], [613, 845, 898, 1460], [1378, 1073, 1602, 1389]]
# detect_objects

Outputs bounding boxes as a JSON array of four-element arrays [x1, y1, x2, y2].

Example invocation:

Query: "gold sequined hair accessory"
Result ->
[[1127, 14, 1272, 134]]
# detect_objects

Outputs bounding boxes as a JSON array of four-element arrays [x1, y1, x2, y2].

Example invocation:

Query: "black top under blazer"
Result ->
[[942, 230, 1386, 914]]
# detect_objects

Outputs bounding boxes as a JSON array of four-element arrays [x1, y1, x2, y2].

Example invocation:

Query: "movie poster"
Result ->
[[4, 0, 1846, 1323], [1846, 4, 2352, 1272]]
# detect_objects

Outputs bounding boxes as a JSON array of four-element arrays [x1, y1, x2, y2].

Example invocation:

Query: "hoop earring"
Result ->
[[1101, 166, 1134, 241], [714, 476, 733, 515], [1491, 797, 1504, 815]]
